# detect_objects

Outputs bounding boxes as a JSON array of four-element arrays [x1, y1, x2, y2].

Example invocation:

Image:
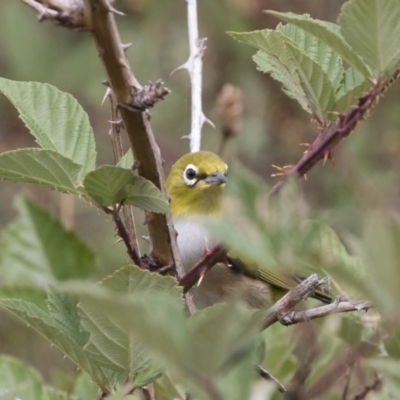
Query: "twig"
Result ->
[[256, 364, 286, 393], [103, 206, 144, 269], [262, 276, 371, 330], [173, 0, 209, 152], [21, 0, 85, 28], [269, 71, 400, 196], [262, 274, 324, 329], [353, 373, 382, 400], [307, 340, 378, 399], [108, 93, 140, 260], [286, 324, 319, 399], [179, 244, 226, 293]]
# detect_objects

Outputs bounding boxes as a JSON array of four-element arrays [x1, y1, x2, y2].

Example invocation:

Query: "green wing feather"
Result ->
[[227, 253, 333, 304]]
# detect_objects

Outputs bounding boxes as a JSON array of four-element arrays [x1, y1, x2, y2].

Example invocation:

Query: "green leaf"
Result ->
[[230, 29, 336, 121], [359, 214, 400, 314], [0, 355, 42, 400], [340, 0, 400, 77], [231, 30, 310, 114], [0, 77, 96, 179], [0, 149, 82, 194], [0, 293, 107, 388], [278, 22, 344, 89], [0, 355, 79, 400], [253, 50, 310, 114], [268, 11, 371, 77], [0, 196, 96, 287], [283, 39, 336, 121], [83, 166, 168, 213], [334, 67, 369, 113], [76, 267, 182, 386], [189, 303, 261, 375], [72, 372, 99, 400], [116, 149, 134, 170]]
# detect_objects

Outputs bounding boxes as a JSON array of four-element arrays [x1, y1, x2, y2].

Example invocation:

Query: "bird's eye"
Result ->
[[183, 164, 199, 186]]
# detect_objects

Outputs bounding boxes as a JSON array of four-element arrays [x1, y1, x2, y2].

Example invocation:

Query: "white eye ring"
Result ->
[[183, 164, 199, 186]]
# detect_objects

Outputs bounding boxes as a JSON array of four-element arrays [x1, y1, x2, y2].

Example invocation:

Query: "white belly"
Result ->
[[174, 217, 217, 272], [173, 217, 272, 309]]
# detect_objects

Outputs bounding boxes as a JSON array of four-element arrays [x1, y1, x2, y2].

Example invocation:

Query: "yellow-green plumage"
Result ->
[[167, 151, 332, 308]]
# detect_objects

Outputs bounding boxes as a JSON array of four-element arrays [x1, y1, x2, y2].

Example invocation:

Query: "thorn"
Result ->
[[181, 135, 190, 140], [101, 80, 110, 87], [323, 150, 335, 166], [122, 43, 132, 52], [299, 142, 313, 154], [108, 5, 126, 16], [203, 114, 215, 128], [108, 119, 123, 126], [141, 235, 150, 242], [170, 62, 189, 76], [303, 174, 307, 181], [203, 237, 210, 255], [196, 269, 207, 287], [101, 88, 112, 105], [271, 164, 292, 177]]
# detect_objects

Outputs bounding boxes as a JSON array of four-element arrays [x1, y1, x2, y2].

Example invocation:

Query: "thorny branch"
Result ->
[[102, 206, 144, 268], [270, 72, 400, 196], [107, 93, 140, 257], [173, 0, 211, 152], [262, 275, 371, 330], [179, 244, 226, 293]]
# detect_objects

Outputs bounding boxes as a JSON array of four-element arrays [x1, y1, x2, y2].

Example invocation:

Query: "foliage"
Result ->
[[0, 0, 400, 399]]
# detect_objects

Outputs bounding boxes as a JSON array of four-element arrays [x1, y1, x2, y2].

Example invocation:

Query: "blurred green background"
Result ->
[[0, 0, 399, 392]]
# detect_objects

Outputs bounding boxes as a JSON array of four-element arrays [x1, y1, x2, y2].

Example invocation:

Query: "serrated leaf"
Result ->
[[340, 0, 400, 77], [83, 166, 168, 213], [0, 294, 107, 387], [77, 267, 182, 386], [334, 67, 369, 113], [0, 149, 82, 194], [0, 196, 96, 287], [0, 77, 96, 180], [116, 149, 134, 170], [253, 51, 310, 114], [278, 23, 344, 89], [230, 29, 336, 121], [268, 11, 371, 77], [283, 39, 336, 121]]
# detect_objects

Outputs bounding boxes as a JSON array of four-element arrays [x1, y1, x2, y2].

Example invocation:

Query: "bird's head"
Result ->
[[167, 151, 228, 218]]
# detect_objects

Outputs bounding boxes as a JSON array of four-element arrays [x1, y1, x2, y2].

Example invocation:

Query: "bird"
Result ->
[[166, 151, 331, 309]]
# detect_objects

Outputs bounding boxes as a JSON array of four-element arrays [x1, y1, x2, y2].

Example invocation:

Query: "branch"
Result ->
[[270, 71, 400, 196], [103, 206, 144, 269], [108, 93, 140, 257], [21, 0, 85, 28], [82, 0, 182, 271], [173, 0, 210, 152], [262, 275, 371, 330], [256, 364, 286, 393], [179, 244, 226, 293]]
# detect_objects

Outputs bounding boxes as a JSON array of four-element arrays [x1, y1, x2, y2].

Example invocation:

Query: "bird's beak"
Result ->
[[204, 172, 227, 185]]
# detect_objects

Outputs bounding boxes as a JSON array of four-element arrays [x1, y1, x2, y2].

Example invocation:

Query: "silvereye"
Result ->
[[167, 151, 331, 309]]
